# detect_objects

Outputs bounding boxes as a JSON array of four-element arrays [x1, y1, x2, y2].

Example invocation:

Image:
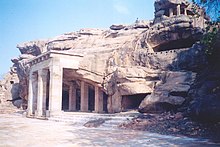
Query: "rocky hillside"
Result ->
[[187, 29, 220, 122], [8, 0, 220, 121], [0, 71, 22, 113]]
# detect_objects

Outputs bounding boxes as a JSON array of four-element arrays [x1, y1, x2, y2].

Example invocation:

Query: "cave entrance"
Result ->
[[121, 94, 148, 111], [154, 37, 197, 52], [62, 87, 81, 111]]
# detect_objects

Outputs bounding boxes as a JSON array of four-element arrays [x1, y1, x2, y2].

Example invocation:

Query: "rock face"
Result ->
[[0, 71, 23, 113], [139, 71, 196, 113], [187, 66, 220, 122], [147, 0, 207, 52], [12, 0, 210, 114]]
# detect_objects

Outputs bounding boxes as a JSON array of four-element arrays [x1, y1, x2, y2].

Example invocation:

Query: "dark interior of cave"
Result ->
[[121, 94, 148, 111], [154, 37, 196, 52]]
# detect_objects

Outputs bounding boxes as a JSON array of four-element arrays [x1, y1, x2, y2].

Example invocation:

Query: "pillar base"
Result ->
[[48, 110, 63, 117], [79, 110, 89, 113], [26, 113, 35, 118], [68, 109, 76, 112], [35, 110, 46, 118], [26, 110, 35, 118], [93, 110, 105, 114], [35, 116, 48, 120]]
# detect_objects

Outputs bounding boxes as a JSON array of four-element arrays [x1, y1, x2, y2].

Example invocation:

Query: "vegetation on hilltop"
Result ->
[[192, 0, 220, 61]]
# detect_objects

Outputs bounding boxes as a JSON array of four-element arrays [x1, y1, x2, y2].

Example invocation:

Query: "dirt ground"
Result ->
[[119, 112, 220, 143]]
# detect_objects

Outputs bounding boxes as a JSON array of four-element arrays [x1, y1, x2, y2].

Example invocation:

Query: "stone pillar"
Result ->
[[184, 8, 187, 15], [177, 5, 181, 15], [169, 8, 173, 17], [27, 72, 37, 117], [36, 69, 48, 117], [80, 81, 88, 112], [107, 96, 113, 113], [49, 65, 63, 116], [95, 86, 103, 113], [69, 83, 76, 111]]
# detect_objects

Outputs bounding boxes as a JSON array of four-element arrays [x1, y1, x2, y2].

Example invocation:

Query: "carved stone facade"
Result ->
[[26, 51, 108, 118], [154, 0, 207, 27]]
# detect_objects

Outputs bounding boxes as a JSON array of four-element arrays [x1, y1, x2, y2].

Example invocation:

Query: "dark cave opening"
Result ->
[[121, 94, 148, 111], [154, 37, 196, 52]]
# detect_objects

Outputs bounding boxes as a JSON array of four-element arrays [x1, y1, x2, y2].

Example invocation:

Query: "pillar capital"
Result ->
[[38, 69, 48, 77], [29, 72, 37, 80]]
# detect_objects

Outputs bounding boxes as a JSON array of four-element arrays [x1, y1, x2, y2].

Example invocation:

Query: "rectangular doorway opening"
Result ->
[[121, 94, 148, 111]]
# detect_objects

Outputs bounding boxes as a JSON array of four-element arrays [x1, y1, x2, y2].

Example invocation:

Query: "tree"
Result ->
[[192, 0, 220, 21], [191, 0, 220, 62]]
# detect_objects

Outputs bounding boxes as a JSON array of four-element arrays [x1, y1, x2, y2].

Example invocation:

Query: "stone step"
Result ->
[[48, 112, 134, 127]]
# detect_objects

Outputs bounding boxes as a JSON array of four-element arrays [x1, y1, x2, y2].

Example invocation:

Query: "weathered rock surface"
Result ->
[[147, 16, 203, 52], [138, 71, 196, 113], [187, 66, 220, 122], [83, 118, 110, 128], [0, 71, 23, 112], [147, 0, 208, 53], [110, 24, 126, 30], [11, 0, 211, 114], [17, 40, 48, 56]]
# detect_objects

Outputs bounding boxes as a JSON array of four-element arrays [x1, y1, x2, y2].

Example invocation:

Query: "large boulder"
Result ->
[[110, 24, 126, 30], [188, 69, 220, 122], [17, 40, 48, 56], [0, 71, 21, 111], [132, 20, 151, 29], [139, 71, 196, 113], [147, 16, 204, 52], [148, 0, 208, 52], [84, 118, 110, 128]]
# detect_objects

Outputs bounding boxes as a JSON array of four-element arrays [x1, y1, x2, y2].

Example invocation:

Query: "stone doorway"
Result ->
[[121, 94, 148, 111]]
